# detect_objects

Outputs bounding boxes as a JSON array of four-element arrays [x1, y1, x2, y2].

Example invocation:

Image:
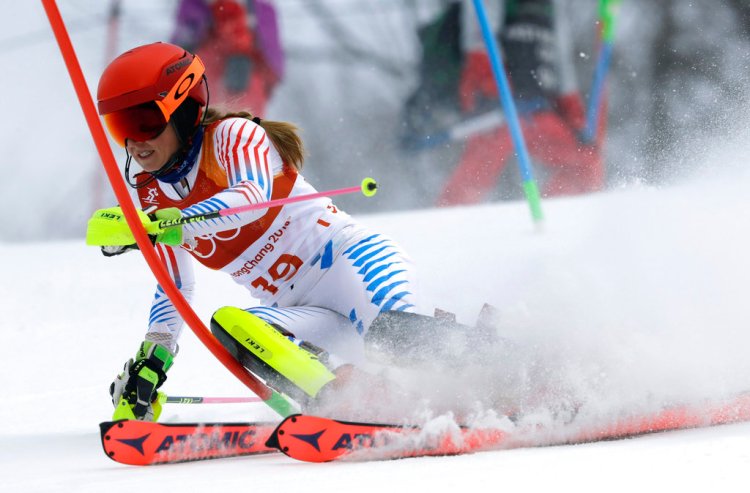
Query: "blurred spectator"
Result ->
[[404, 0, 606, 205], [401, 2, 464, 151], [171, 0, 284, 116]]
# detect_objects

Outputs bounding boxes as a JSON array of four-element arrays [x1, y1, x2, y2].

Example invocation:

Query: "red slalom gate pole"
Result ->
[[41, 0, 296, 416]]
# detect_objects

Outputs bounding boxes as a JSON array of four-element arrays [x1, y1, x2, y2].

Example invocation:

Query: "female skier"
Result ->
[[88, 42, 420, 421]]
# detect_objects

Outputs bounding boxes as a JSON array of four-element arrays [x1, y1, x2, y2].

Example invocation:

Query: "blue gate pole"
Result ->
[[471, 0, 543, 224]]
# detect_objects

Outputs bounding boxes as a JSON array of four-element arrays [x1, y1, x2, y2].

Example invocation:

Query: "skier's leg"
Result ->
[[212, 229, 424, 416], [243, 305, 367, 367], [279, 229, 423, 336], [211, 304, 407, 418], [210, 306, 348, 405]]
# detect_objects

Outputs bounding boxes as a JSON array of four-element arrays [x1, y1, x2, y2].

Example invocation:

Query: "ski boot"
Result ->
[[365, 304, 506, 368], [210, 306, 336, 407]]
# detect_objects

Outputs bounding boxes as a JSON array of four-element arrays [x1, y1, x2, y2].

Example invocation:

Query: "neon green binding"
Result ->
[[212, 307, 336, 398], [112, 393, 164, 421]]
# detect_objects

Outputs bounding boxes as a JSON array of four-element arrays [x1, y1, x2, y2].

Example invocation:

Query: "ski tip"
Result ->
[[99, 420, 131, 464], [265, 427, 282, 450], [99, 420, 121, 435], [265, 414, 299, 454], [264, 432, 281, 450], [99, 420, 129, 440]]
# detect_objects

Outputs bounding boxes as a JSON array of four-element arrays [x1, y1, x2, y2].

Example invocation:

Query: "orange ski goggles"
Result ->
[[102, 56, 205, 146]]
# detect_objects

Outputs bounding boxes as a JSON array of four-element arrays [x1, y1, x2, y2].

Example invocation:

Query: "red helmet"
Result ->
[[97, 42, 207, 146]]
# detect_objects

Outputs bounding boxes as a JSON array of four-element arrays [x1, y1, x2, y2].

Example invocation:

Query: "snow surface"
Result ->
[[4, 152, 750, 490]]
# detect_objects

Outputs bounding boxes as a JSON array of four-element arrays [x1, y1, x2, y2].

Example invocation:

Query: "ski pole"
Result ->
[[162, 395, 263, 404], [156, 178, 378, 230], [582, 0, 620, 144], [471, 0, 543, 225]]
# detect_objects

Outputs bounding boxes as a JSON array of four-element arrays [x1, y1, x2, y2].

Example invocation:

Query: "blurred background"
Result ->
[[2, 0, 750, 242]]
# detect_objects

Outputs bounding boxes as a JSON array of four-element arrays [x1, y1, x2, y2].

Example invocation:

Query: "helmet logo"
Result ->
[[153, 56, 205, 121], [174, 74, 195, 100], [165, 58, 191, 75]]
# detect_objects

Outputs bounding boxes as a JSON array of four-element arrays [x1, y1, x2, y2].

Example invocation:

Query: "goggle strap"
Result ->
[[155, 56, 205, 121]]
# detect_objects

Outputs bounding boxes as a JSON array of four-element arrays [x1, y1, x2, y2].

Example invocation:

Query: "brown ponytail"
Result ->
[[202, 108, 306, 171]]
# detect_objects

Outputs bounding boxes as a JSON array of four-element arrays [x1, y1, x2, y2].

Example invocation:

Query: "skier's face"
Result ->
[[125, 123, 180, 173]]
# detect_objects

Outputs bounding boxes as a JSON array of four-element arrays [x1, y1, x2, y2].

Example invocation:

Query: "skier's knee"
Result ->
[[210, 306, 244, 359]]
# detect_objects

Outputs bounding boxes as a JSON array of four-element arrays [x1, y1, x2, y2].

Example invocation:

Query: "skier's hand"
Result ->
[[459, 51, 498, 113], [110, 341, 175, 421], [86, 206, 183, 247], [100, 243, 141, 257]]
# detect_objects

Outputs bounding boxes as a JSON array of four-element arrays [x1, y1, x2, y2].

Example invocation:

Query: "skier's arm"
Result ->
[[144, 243, 195, 353], [179, 118, 275, 240], [170, 0, 211, 52], [109, 244, 194, 421]]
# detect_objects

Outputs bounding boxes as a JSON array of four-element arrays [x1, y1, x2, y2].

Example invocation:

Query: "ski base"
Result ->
[[100, 420, 278, 465]]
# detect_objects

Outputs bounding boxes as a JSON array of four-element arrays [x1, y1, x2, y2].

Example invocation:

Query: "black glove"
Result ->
[[101, 244, 140, 257]]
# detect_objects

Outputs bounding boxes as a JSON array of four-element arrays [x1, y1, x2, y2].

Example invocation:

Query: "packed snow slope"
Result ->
[[3, 153, 750, 490]]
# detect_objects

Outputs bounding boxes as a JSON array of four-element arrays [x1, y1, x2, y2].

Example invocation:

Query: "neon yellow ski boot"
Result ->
[[211, 306, 336, 406]]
